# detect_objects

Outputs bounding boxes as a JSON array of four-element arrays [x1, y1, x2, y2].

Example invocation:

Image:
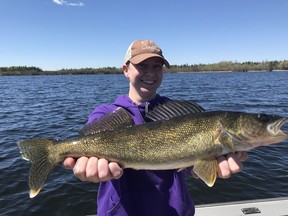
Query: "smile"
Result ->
[[141, 80, 155, 85]]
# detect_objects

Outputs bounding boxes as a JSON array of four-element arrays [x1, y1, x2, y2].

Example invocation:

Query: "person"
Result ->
[[63, 40, 248, 216]]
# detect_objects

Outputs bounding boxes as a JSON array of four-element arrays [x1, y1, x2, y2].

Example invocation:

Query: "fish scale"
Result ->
[[17, 100, 288, 198]]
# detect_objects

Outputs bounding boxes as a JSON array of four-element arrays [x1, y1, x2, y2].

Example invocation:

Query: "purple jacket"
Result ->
[[87, 95, 195, 216]]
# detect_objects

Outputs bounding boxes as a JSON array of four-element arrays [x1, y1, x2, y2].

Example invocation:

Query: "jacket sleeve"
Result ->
[[86, 104, 117, 124]]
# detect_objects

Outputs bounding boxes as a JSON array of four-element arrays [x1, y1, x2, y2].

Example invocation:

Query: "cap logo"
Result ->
[[140, 40, 159, 53]]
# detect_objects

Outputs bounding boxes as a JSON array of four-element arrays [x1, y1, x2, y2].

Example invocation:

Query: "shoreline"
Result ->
[[1, 70, 287, 76]]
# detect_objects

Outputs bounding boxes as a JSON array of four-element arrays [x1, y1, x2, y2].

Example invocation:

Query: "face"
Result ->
[[123, 57, 164, 104]]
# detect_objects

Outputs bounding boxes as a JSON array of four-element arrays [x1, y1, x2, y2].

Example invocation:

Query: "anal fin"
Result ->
[[192, 159, 218, 187]]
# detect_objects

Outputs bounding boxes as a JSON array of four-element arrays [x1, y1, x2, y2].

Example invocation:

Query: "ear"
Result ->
[[122, 64, 129, 78]]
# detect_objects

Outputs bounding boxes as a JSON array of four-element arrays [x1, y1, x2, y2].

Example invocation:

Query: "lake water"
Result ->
[[1, 72, 288, 215]]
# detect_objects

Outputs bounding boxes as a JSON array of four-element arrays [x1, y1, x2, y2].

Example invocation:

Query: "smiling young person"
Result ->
[[63, 40, 247, 216]]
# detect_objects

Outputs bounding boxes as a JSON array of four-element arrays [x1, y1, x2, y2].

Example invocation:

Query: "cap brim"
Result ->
[[130, 53, 170, 68]]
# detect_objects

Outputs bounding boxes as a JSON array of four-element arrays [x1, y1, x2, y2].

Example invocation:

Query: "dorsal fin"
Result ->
[[81, 107, 134, 135], [146, 100, 205, 121]]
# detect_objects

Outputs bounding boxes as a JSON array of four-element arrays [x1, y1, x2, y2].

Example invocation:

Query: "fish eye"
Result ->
[[257, 114, 270, 123]]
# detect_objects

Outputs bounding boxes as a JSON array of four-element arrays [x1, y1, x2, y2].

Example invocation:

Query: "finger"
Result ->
[[217, 155, 231, 179], [108, 162, 123, 179], [227, 153, 243, 173], [73, 157, 89, 181], [236, 151, 248, 162], [86, 157, 100, 183], [97, 158, 111, 181], [63, 157, 76, 169]]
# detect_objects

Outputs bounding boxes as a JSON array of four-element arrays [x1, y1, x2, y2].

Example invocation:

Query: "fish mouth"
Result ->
[[268, 117, 288, 136]]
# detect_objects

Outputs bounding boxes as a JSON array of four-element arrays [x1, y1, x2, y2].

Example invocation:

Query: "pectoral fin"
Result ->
[[192, 159, 218, 187], [214, 124, 235, 152]]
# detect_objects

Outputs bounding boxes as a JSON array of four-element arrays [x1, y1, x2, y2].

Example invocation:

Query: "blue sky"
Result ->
[[1, 0, 288, 71]]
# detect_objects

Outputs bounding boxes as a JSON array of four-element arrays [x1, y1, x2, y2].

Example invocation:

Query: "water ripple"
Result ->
[[1, 72, 288, 215]]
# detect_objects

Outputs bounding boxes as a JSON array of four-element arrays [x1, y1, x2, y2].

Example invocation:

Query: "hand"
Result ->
[[63, 157, 123, 183], [216, 151, 248, 179]]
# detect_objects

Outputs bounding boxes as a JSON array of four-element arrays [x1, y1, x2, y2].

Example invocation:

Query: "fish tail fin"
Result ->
[[17, 138, 57, 198]]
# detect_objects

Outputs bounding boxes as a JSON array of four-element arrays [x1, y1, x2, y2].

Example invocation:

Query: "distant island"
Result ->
[[1, 60, 288, 76]]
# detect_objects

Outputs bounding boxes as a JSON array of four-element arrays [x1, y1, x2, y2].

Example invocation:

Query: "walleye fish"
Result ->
[[17, 101, 288, 198]]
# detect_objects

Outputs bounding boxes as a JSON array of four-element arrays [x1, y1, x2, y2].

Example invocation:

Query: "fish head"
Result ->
[[235, 113, 288, 149]]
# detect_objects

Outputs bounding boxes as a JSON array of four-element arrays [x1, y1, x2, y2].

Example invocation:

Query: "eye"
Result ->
[[257, 114, 270, 123], [136, 62, 148, 70], [153, 64, 163, 70]]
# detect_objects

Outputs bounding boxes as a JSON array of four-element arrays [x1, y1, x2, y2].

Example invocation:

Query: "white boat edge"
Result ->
[[195, 196, 288, 216], [86, 197, 288, 216]]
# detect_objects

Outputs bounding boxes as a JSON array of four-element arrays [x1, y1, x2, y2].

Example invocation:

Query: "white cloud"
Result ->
[[52, 0, 84, 6]]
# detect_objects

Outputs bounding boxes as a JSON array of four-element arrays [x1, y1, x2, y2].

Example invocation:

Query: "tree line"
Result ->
[[0, 66, 43, 75], [1, 60, 288, 76], [165, 60, 288, 73]]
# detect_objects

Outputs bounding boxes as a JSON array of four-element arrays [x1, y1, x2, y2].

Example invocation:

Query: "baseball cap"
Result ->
[[124, 40, 170, 68]]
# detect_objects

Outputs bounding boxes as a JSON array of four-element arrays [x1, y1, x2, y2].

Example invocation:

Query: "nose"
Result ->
[[146, 66, 154, 75]]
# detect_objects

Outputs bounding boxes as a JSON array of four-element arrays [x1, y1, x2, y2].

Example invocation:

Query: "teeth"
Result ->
[[142, 80, 154, 84]]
